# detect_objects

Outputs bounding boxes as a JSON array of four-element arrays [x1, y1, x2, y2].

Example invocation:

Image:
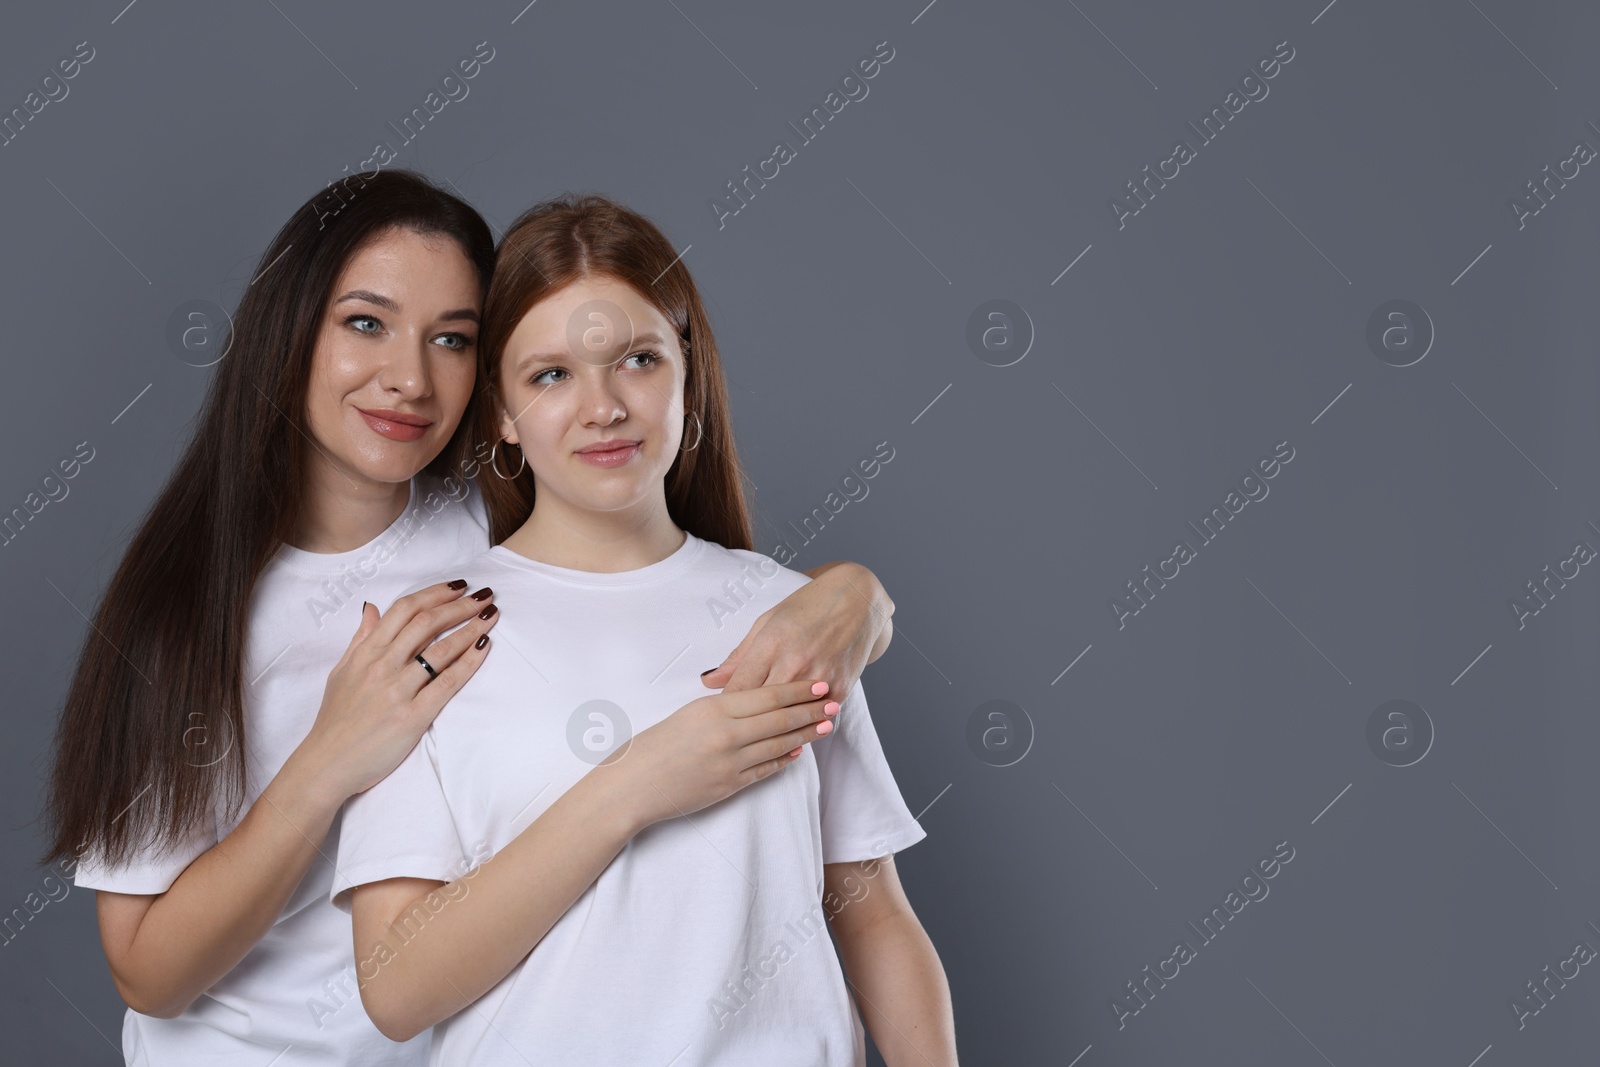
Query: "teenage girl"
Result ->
[[42, 171, 900, 1065], [335, 194, 957, 1066]]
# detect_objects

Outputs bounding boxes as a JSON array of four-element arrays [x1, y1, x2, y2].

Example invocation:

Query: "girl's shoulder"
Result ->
[[700, 539, 813, 598]]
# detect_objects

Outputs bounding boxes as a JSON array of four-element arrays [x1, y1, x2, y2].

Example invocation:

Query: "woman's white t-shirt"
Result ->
[[330, 531, 927, 1067], [71, 472, 490, 1066]]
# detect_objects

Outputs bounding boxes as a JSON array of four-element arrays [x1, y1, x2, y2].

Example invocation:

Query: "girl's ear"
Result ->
[[498, 403, 519, 447]]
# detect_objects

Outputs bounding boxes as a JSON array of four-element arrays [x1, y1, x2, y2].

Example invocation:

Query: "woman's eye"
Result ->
[[434, 332, 475, 351], [623, 350, 659, 370], [346, 314, 381, 334], [531, 368, 568, 386]]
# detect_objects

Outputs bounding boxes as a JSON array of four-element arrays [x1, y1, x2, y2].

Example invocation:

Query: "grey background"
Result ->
[[3, 0, 1597, 1063]]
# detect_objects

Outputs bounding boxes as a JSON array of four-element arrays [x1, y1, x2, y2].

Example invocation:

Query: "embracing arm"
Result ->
[[96, 762, 346, 1017], [95, 584, 498, 1017], [703, 560, 895, 693], [824, 856, 957, 1066]]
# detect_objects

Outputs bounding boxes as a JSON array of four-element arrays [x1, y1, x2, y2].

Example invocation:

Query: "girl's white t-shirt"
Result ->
[[72, 472, 491, 1067], [330, 530, 927, 1067]]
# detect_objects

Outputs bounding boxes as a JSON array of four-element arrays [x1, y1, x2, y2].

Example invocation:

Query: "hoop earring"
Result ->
[[489, 439, 526, 479], [680, 411, 702, 452]]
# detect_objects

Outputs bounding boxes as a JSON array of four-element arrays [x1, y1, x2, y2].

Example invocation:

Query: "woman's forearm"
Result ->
[[800, 560, 895, 664], [834, 914, 958, 1067], [355, 761, 642, 1041], [98, 753, 347, 1017]]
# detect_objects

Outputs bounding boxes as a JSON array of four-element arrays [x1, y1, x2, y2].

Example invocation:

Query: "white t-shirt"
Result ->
[[331, 530, 926, 1067], [72, 472, 490, 1067]]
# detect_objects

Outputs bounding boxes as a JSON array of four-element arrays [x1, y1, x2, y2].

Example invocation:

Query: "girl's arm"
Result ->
[[95, 585, 497, 1017], [348, 678, 840, 1042], [702, 560, 895, 693], [824, 856, 958, 1067]]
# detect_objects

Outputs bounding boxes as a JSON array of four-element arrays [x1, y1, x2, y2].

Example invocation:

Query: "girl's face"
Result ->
[[304, 226, 482, 487], [497, 274, 686, 519]]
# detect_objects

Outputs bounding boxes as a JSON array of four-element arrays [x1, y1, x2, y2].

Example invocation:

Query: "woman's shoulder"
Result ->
[[415, 469, 490, 529]]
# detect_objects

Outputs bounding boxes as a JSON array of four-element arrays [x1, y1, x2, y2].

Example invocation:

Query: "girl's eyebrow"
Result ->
[[335, 289, 479, 324], [514, 331, 667, 372]]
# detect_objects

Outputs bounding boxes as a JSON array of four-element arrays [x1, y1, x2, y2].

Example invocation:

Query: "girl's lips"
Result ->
[[357, 409, 429, 443], [575, 442, 640, 467]]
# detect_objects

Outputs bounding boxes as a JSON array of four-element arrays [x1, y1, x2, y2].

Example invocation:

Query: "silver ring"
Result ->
[[414, 653, 438, 680]]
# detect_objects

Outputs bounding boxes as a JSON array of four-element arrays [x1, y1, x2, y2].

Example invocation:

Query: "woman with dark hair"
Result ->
[[43, 171, 899, 1065], [336, 194, 955, 1065]]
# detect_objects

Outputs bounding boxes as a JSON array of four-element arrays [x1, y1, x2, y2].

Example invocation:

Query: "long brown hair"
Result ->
[[43, 170, 495, 868], [474, 194, 752, 552]]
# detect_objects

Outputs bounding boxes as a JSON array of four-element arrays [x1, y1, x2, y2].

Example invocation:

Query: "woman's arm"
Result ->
[[823, 856, 957, 1066], [701, 560, 895, 694], [349, 679, 840, 1041], [96, 584, 497, 1017], [97, 766, 349, 1017]]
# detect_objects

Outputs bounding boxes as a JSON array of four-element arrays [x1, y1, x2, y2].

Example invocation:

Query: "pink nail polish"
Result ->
[[811, 682, 829, 696], [816, 720, 833, 735], [824, 702, 840, 716]]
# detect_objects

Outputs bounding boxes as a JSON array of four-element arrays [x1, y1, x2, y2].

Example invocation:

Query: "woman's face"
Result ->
[[304, 226, 481, 487], [497, 273, 686, 518]]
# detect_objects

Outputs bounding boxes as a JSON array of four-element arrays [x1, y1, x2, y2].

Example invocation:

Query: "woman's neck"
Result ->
[[291, 461, 412, 554], [500, 494, 684, 573]]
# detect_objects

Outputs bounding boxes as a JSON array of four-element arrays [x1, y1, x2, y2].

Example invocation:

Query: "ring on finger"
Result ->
[[414, 653, 438, 680]]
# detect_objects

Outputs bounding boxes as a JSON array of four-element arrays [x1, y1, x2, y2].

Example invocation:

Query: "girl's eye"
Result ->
[[530, 350, 656, 385], [434, 332, 475, 351], [346, 314, 381, 334]]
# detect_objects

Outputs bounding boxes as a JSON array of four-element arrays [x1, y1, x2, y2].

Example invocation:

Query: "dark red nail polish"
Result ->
[[475, 634, 489, 650], [700, 668, 715, 676], [478, 604, 498, 620], [470, 587, 494, 601], [447, 579, 468, 590]]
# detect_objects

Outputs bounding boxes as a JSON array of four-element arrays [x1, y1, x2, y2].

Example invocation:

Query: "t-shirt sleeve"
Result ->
[[71, 823, 217, 895], [329, 730, 469, 912], [811, 677, 927, 864]]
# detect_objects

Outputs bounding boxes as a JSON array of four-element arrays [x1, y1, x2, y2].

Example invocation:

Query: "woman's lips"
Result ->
[[357, 408, 430, 443]]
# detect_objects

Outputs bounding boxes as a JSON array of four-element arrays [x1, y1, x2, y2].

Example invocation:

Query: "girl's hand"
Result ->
[[608, 679, 841, 831], [292, 580, 501, 802], [701, 561, 892, 697]]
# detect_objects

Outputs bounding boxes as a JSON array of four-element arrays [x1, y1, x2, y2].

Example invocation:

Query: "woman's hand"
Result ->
[[290, 580, 501, 803], [606, 679, 841, 831], [701, 561, 894, 698]]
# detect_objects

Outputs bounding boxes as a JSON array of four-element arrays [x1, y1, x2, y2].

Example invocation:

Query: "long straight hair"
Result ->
[[474, 194, 752, 552], [43, 170, 495, 868]]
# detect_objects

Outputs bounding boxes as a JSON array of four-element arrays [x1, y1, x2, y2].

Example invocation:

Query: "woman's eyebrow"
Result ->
[[336, 288, 398, 311], [335, 289, 479, 324]]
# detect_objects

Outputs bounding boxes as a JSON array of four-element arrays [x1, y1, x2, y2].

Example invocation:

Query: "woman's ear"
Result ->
[[498, 404, 519, 447]]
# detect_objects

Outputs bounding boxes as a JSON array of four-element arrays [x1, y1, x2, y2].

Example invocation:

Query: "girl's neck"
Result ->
[[500, 494, 685, 574]]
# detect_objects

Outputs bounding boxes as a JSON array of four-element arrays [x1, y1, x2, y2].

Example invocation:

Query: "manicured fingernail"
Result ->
[[824, 701, 840, 716], [789, 747, 802, 758], [816, 720, 833, 735], [361, 601, 370, 612], [447, 579, 468, 590], [811, 682, 828, 696], [478, 604, 498, 620], [701, 668, 716, 676], [475, 634, 489, 650], [470, 586, 494, 601]]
